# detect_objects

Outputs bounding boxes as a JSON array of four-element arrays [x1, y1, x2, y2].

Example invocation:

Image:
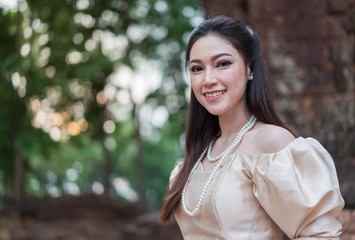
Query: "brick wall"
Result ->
[[0, 195, 182, 240], [0, 196, 353, 239], [203, 0, 355, 207]]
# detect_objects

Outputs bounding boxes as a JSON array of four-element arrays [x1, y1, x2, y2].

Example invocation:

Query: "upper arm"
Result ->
[[249, 137, 344, 239], [169, 162, 183, 189]]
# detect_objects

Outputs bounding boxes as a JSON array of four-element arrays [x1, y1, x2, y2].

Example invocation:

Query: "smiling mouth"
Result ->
[[204, 90, 226, 98]]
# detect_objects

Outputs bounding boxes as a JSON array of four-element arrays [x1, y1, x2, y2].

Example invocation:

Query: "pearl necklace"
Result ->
[[207, 115, 257, 162], [181, 115, 257, 216]]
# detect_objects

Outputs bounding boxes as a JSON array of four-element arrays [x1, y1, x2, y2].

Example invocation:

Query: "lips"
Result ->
[[204, 90, 226, 98]]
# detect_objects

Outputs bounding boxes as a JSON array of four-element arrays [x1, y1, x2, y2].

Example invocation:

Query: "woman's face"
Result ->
[[189, 34, 251, 117]]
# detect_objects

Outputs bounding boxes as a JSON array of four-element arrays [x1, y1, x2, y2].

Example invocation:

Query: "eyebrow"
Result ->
[[190, 53, 233, 64]]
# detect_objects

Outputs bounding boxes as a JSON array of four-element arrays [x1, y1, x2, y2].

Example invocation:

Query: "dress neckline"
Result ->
[[198, 137, 316, 172], [234, 137, 313, 157]]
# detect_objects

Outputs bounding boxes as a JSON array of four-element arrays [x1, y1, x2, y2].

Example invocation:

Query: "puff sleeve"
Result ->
[[169, 162, 183, 189], [244, 137, 344, 239]]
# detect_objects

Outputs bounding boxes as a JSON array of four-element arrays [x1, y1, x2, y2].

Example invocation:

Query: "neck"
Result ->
[[218, 108, 251, 141]]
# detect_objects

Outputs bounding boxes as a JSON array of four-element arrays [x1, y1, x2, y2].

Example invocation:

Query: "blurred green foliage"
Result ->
[[0, 0, 203, 210]]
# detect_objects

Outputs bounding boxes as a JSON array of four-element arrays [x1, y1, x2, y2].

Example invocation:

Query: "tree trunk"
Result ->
[[15, 0, 22, 52], [99, 105, 112, 194], [13, 149, 24, 202], [133, 104, 145, 206], [101, 135, 112, 194], [10, 0, 26, 203]]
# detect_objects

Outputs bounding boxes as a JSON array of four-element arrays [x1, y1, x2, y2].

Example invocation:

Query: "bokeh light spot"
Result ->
[[103, 120, 115, 134]]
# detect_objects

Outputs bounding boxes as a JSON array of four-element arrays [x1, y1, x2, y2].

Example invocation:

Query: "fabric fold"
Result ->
[[170, 137, 344, 240], [243, 138, 344, 239]]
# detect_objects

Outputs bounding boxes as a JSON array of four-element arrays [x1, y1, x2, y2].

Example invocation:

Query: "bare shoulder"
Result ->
[[242, 122, 296, 155]]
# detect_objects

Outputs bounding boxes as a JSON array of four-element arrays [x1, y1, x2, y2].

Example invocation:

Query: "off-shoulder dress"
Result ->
[[170, 137, 344, 240]]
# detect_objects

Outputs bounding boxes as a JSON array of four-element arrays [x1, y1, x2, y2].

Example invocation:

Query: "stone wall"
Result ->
[[0, 195, 353, 239], [203, 0, 355, 206], [339, 209, 355, 240], [0, 195, 182, 240]]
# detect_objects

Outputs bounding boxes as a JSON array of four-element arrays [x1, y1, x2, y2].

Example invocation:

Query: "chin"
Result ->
[[205, 108, 225, 116]]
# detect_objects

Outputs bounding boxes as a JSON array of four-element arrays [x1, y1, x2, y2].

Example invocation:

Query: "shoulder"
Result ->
[[169, 162, 183, 183], [242, 122, 296, 155]]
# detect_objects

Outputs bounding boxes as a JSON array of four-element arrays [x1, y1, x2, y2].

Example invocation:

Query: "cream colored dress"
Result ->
[[170, 137, 344, 240]]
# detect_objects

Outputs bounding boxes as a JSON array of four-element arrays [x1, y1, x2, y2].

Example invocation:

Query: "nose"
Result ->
[[203, 68, 217, 86]]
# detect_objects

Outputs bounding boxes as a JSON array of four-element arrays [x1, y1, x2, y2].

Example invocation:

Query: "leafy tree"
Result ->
[[0, 0, 203, 209]]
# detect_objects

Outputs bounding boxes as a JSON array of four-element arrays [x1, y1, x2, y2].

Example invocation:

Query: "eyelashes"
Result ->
[[190, 60, 232, 73], [190, 66, 203, 73], [216, 60, 232, 68]]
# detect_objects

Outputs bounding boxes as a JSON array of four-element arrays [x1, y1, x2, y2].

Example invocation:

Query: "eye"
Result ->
[[190, 65, 203, 73], [217, 60, 232, 68]]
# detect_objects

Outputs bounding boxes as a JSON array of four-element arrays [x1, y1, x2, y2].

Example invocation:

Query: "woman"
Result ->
[[159, 16, 344, 239]]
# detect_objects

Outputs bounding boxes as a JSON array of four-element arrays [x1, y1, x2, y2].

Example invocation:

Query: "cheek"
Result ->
[[190, 77, 201, 93], [226, 69, 247, 84], [229, 66, 245, 78]]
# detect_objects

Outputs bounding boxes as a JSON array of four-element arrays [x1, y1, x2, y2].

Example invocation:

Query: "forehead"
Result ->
[[190, 34, 240, 60]]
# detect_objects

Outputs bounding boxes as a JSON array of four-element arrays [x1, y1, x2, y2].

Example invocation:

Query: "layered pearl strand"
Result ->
[[207, 115, 257, 162], [181, 115, 257, 216]]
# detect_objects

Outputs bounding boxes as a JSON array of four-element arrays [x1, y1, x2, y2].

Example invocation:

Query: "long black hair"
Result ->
[[159, 16, 295, 223]]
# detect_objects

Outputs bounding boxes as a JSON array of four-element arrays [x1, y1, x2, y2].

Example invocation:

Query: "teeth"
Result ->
[[205, 91, 225, 97]]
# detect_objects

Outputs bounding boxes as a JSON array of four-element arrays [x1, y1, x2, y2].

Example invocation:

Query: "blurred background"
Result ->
[[0, 0, 354, 239]]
